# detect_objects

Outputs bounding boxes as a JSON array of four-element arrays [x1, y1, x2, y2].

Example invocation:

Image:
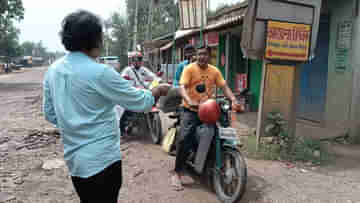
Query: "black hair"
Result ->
[[197, 44, 211, 54], [184, 44, 195, 52], [60, 10, 103, 52]]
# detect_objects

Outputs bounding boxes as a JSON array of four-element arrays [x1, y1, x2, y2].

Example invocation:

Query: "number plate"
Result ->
[[218, 127, 238, 140]]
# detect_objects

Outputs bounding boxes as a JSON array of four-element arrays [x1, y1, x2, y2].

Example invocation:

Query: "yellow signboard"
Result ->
[[265, 21, 311, 61]]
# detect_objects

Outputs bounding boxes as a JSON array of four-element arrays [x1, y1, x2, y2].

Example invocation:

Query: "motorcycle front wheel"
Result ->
[[213, 148, 247, 203]]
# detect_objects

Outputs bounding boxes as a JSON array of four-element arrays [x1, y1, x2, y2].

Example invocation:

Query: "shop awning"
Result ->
[[175, 29, 198, 40], [149, 48, 159, 54], [160, 41, 174, 51], [143, 39, 171, 49]]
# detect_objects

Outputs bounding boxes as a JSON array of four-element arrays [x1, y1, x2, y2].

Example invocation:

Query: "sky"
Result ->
[[16, 0, 126, 52], [17, 0, 243, 52]]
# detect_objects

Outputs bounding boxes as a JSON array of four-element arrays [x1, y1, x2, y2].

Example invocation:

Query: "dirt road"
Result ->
[[1, 67, 360, 203]]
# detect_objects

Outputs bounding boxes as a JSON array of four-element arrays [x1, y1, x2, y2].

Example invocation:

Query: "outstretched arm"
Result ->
[[43, 72, 58, 125]]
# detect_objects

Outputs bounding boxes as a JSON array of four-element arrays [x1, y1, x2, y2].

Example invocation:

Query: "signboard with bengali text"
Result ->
[[265, 21, 311, 62]]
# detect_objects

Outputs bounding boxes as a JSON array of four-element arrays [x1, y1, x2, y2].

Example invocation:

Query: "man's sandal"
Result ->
[[171, 175, 184, 191]]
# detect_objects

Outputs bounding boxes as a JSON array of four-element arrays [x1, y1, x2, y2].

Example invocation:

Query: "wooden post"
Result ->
[[287, 64, 302, 152], [255, 62, 302, 151], [255, 61, 267, 151]]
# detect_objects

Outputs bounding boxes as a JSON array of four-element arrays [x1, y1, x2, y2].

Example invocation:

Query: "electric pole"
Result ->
[[133, 0, 139, 51], [105, 20, 110, 56], [145, 0, 154, 66], [146, 0, 154, 42]]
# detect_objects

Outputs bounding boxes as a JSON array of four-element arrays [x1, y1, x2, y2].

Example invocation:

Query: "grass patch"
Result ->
[[240, 136, 332, 165], [288, 137, 332, 164], [241, 136, 282, 161]]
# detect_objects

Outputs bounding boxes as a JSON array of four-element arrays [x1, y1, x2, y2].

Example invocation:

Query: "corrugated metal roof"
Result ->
[[210, 1, 248, 20], [174, 14, 244, 40], [205, 14, 244, 31]]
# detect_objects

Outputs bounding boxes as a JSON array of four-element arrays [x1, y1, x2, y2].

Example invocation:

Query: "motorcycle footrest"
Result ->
[[168, 115, 179, 119], [186, 161, 195, 168]]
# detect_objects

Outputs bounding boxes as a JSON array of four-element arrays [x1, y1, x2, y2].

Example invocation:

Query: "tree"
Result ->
[[103, 0, 178, 69], [125, 0, 178, 49], [106, 13, 129, 69], [0, 0, 24, 61], [33, 41, 47, 58], [21, 41, 36, 56], [0, 0, 24, 40], [20, 40, 65, 63], [0, 22, 22, 58], [21, 41, 49, 58]]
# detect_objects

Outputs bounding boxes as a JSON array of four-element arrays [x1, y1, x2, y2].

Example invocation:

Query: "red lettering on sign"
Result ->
[[268, 27, 310, 42]]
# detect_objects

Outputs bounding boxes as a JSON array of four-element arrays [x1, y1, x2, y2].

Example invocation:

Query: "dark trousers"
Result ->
[[71, 160, 123, 203], [120, 110, 134, 133], [175, 109, 202, 173]]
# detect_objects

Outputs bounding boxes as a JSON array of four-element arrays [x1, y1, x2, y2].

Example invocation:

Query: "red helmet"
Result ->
[[133, 52, 143, 62], [134, 52, 142, 57], [198, 99, 220, 124]]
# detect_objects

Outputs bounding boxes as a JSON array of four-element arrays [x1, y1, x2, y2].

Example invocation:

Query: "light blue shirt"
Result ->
[[43, 52, 154, 178], [173, 60, 189, 87]]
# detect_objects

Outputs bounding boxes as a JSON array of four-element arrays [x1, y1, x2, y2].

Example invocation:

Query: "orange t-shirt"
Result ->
[[179, 63, 226, 110]]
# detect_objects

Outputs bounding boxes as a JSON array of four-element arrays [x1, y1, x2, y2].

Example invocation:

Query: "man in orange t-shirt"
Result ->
[[171, 45, 239, 190]]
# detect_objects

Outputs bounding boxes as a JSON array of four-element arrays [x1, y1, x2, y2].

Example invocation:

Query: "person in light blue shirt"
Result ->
[[173, 44, 196, 87], [43, 10, 170, 203]]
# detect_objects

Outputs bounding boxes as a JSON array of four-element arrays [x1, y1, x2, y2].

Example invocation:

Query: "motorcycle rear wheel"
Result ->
[[147, 113, 162, 144], [213, 148, 247, 203]]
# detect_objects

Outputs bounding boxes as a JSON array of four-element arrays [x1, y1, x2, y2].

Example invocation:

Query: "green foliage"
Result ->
[[243, 112, 331, 165], [104, 0, 179, 67], [290, 137, 331, 164], [0, 0, 24, 21], [21, 41, 36, 56], [0, 22, 21, 58], [0, 0, 24, 59], [264, 111, 290, 150], [0, 0, 24, 35], [20, 41, 54, 59], [125, 0, 178, 47], [105, 13, 129, 69], [241, 136, 281, 161]]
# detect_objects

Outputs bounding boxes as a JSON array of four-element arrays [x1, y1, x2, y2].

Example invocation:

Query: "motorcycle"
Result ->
[[119, 76, 163, 144], [161, 89, 247, 203]]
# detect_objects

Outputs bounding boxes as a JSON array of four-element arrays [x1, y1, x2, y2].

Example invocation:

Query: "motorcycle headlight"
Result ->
[[222, 104, 230, 110]]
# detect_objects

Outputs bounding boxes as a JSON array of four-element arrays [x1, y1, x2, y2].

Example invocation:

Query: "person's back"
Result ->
[[46, 52, 124, 178], [43, 10, 171, 202]]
